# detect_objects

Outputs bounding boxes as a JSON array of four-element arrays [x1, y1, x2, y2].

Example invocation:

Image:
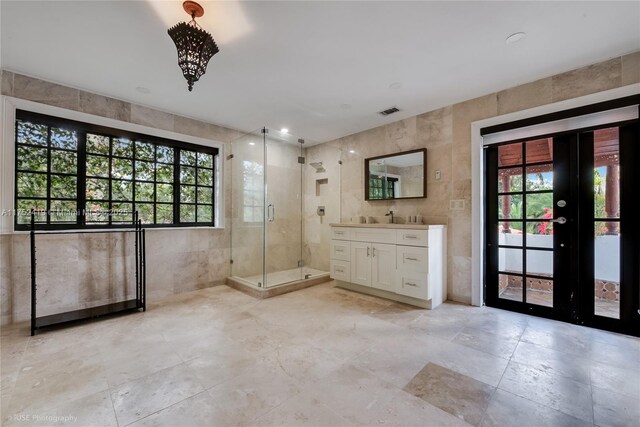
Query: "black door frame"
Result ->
[[483, 96, 640, 337]]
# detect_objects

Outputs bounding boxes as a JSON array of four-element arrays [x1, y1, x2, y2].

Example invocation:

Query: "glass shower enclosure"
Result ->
[[230, 128, 327, 288]]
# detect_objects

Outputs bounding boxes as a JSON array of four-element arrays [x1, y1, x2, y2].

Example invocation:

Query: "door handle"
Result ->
[[549, 217, 567, 224], [367, 246, 370, 257], [373, 247, 376, 257], [267, 204, 275, 222]]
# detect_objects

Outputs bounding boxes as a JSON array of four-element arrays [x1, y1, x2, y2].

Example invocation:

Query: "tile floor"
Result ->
[[1, 281, 638, 427]]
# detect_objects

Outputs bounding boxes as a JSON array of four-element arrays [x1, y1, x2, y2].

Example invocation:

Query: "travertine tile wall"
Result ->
[[0, 71, 240, 324], [305, 52, 640, 304], [1, 51, 638, 319]]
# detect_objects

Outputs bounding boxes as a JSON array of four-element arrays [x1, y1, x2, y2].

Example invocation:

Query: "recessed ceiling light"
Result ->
[[280, 128, 289, 134], [505, 32, 526, 45], [340, 104, 352, 110], [249, 142, 255, 146], [349, 150, 355, 154], [389, 82, 402, 90], [136, 86, 151, 94]]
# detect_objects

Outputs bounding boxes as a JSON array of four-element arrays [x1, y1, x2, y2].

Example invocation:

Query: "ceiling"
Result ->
[[1, 1, 639, 145]]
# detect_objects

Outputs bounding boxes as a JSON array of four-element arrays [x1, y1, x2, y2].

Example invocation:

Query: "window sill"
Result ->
[[2, 226, 225, 235]]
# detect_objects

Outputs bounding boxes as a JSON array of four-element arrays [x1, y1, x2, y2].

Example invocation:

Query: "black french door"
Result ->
[[485, 121, 640, 336]]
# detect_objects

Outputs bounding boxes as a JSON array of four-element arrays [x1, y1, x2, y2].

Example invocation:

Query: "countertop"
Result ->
[[329, 223, 445, 230]]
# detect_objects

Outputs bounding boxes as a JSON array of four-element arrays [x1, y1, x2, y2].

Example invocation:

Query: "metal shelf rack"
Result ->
[[29, 211, 146, 335]]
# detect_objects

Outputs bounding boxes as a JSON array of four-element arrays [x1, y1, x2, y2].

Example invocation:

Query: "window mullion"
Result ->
[[153, 143, 157, 225], [46, 126, 52, 225], [195, 162, 199, 222], [212, 155, 216, 226], [132, 138, 136, 227], [78, 131, 87, 226], [108, 137, 114, 226], [173, 148, 180, 225]]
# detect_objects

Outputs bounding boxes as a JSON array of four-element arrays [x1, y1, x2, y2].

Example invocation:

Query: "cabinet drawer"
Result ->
[[331, 227, 352, 240], [330, 259, 351, 281], [330, 240, 350, 261], [396, 271, 428, 300], [397, 246, 428, 274], [396, 229, 429, 247], [352, 228, 396, 244]]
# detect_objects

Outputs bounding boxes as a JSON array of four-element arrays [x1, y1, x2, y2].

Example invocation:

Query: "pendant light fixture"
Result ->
[[168, 1, 219, 92]]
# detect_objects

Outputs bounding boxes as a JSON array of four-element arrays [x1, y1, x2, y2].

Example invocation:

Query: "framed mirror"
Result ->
[[365, 148, 426, 200]]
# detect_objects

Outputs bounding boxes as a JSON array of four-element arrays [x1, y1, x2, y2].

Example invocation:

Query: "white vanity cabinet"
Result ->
[[348, 241, 396, 291], [329, 224, 447, 309]]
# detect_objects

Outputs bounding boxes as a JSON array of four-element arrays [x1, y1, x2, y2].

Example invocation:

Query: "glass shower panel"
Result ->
[[303, 144, 342, 273], [265, 130, 304, 287], [230, 130, 265, 286]]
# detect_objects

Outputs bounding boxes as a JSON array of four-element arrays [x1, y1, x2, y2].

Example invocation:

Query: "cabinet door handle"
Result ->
[[335, 267, 344, 273], [335, 231, 344, 235], [405, 282, 418, 287], [405, 257, 418, 261], [367, 246, 370, 257], [335, 248, 344, 253], [373, 247, 376, 257], [404, 235, 418, 239]]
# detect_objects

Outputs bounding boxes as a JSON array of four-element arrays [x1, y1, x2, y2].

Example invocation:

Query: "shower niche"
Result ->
[[229, 128, 330, 291]]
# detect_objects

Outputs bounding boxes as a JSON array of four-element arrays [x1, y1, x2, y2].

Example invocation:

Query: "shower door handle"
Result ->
[[267, 204, 275, 222]]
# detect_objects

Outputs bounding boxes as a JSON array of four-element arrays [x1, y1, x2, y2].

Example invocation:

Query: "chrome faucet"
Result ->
[[385, 210, 394, 224]]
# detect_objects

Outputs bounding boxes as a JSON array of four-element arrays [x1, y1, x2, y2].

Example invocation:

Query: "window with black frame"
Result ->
[[14, 110, 218, 229], [368, 176, 395, 199]]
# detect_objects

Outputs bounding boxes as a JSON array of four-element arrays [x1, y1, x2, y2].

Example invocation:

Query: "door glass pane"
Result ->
[[526, 138, 553, 163], [525, 250, 554, 307], [526, 250, 553, 277], [498, 222, 523, 245], [525, 222, 554, 247], [498, 167, 522, 192], [526, 164, 553, 190], [499, 194, 522, 219], [498, 143, 522, 167], [594, 127, 619, 219], [595, 221, 620, 319], [265, 130, 304, 287], [526, 278, 554, 308], [499, 274, 523, 302], [499, 248, 522, 274], [594, 127, 620, 319], [230, 130, 265, 285], [525, 193, 553, 219]]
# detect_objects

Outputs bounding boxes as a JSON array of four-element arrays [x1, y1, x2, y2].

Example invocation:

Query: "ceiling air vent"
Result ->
[[378, 106, 400, 116]]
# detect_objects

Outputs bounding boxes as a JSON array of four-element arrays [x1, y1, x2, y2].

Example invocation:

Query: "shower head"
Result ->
[[309, 162, 326, 173]]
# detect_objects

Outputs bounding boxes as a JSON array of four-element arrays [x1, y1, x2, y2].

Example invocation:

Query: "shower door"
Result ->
[[264, 130, 304, 287], [230, 130, 266, 285]]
